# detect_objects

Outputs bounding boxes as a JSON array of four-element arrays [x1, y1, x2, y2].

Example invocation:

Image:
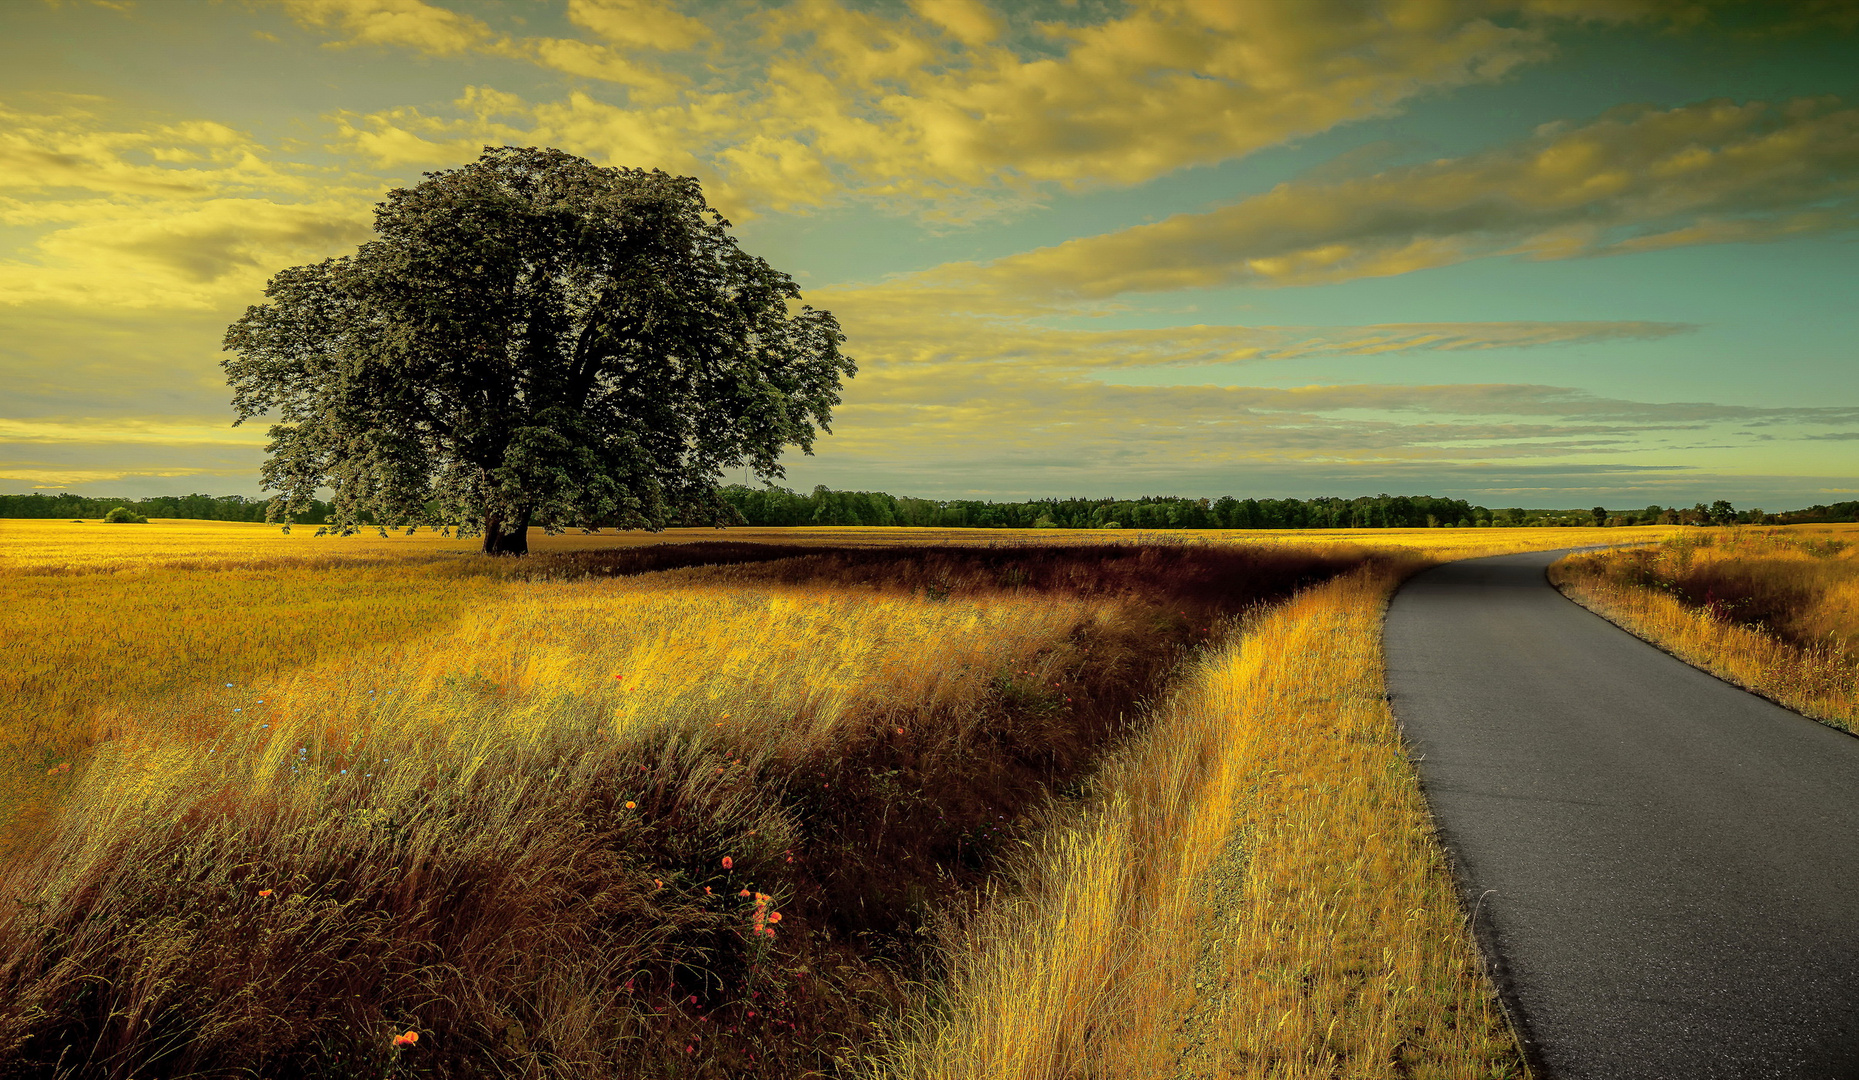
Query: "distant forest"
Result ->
[[7, 489, 1855, 531]]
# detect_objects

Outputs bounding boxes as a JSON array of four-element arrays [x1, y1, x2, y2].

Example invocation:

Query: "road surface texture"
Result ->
[[1385, 549, 1859, 1080]]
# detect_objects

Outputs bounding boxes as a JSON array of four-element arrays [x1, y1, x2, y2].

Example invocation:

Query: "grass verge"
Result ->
[[875, 560, 1523, 1079], [1551, 526, 1859, 733]]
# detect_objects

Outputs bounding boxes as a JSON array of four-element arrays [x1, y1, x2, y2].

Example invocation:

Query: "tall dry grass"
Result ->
[[1551, 525, 1859, 732], [0, 540, 1358, 1078], [877, 562, 1522, 1080], [0, 520, 1640, 1077]]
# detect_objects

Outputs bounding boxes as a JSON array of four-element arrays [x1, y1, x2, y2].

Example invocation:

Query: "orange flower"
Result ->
[[767, 911, 782, 924], [624, 801, 636, 809], [720, 856, 733, 870], [392, 1030, 419, 1047], [739, 889, 752, 897], [257, 889, 273, 898]]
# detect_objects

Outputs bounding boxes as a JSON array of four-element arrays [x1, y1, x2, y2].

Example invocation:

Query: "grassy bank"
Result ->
[[877, 563, 1522, 1079], [1551, 526, 1859, 732]]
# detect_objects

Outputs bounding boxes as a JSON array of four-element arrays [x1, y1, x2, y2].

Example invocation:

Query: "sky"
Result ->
[[2, 0, 1857, 509]]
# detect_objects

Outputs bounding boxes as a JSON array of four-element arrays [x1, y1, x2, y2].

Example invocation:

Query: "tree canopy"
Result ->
[[223, 146, 852, 553]]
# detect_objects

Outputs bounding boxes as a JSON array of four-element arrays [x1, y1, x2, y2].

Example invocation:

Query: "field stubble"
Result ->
[[0, 520, 1649, 1077]]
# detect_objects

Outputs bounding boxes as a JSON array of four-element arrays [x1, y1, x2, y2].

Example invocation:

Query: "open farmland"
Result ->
[[1, 520, 1663, 1078], [1552, 525, 1859, 732]]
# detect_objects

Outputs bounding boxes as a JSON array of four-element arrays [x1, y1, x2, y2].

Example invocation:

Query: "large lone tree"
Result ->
[[223, 146, 853, 554]]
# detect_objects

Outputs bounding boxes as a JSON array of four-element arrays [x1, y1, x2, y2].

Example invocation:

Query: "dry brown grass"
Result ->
[[1551, 525, 1859, 732], [876, 563, 1522, 1080], [0, 519, 1645, 1077], [1, 533, 1358, 1078]]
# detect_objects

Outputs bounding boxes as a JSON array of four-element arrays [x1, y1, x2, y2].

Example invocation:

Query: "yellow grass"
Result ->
[[1, 516, 1671, 571], [48, 578, 1099, 858], [0, 518, 1663, 1074], [878, 563, 1520, 1080], [1551, 525, 1859, 733]]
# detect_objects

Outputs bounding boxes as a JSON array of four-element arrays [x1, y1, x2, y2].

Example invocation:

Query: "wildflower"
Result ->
[[625, 800, 636, 809], [392, 1030, 419, 1047], [258, 889, 273, 898], [653, 879, 663, 889], [720, 856, 733, 870], [739, 888, 752, 897], [44, 765, 58, 776], [767, 911, 782, 924]]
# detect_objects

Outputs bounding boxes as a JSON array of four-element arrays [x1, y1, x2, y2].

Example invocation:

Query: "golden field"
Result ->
[[1552, 524, 1859, 733], [0, 518, 1661, 1077]]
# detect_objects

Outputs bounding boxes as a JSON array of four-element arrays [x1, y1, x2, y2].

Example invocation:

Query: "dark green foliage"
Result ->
[[101, 507, 147, 524], [222, 147, 853, 554], [1775, 501, 1859, 524], [719, 485, 1489, 530], [0, 493, 325, 524]]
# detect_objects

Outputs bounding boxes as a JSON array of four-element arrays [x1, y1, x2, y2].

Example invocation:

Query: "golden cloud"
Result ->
[[0, 197, 373, 309], [0, 467, 224, 489], [278, 0, 495, 56], [286, 0, 1614, 219], [566, 0, 712, 51], [0, 418, 267, 447], [914, 96, 1859, 298], [812, 301, 1694, 372]]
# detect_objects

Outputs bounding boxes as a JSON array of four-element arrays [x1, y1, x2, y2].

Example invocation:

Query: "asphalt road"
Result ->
[[1384, 549, 1859, 1080]]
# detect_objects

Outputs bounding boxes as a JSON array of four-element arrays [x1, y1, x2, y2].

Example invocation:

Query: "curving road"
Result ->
[[1385, 549, 1859, 1080]]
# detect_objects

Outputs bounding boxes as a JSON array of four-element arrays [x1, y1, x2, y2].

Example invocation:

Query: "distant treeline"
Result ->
[[5, 488, 1854, 530], [718, 486, 1859, 530], [0, 492, 332, 524], [720, 485, 1488, 529]]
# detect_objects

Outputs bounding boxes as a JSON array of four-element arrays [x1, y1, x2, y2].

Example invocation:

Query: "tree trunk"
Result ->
[[482, 507, 532, 556]]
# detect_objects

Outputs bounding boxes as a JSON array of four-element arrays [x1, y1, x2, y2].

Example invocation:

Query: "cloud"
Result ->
[[790, 363, 1859, 501], [0, 96, 384, 309], [915, 96, 1859, 298], [822, 312, 1694, 376], [277, 0, 495, 56], [0, 466, 227, 489], [292, 0, 1619, 220], [0, 98, 312, 201], [0, 198, 373, 309], [566, 0, 712, 51], [0, 417, 266, 446], [908, 0, 1003, 47]]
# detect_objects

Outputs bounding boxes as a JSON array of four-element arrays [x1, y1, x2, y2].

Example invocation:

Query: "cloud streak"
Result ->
[[299, 0, 1592, 219], [911, 96, 1859, 298]]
